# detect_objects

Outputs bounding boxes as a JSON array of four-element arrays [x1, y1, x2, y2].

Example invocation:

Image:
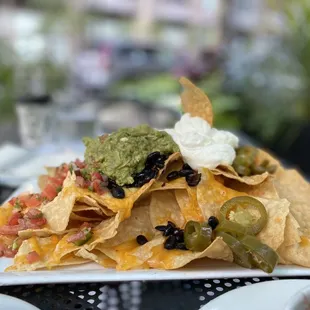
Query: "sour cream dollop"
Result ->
[[165, 113, 239, 170]]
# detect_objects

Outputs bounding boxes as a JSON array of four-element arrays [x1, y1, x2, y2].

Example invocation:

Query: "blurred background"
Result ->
[[0, 0, 309, 182]]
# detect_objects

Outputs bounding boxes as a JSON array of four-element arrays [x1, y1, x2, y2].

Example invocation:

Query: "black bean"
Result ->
[[155, 161, 165, 169], [168, 221, 176, 228], [110, 186, 125, 199], [164, 235, 177, 250], [155, 225, 167, 232], [208, 216, 219, 230], [175, 243, 188, 250], [146, 151, 161, 163], [182, 163, 193, 171], [173, 229, 184, 242], [186, 173, 202, 187], [107, 179, 117, 189], [166, 171, 180, 181], [179, 169, 194, 177], [136, 235, 148, 245], [145, 152, 161, 168], [143, 169, 157, 182], [163, 225, 174, 237]]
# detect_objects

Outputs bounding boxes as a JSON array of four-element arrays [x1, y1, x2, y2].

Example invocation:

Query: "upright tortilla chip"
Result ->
[[179, 77, 213, 126]]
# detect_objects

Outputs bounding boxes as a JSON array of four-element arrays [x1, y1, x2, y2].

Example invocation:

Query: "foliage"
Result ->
[[197, 73, 241, 129], [225, 0, 310, 147], [0, 41, 15, 120], [109, 72, 241, 129]]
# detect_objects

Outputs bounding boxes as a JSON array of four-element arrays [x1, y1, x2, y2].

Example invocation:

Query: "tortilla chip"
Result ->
[[73, 203, 106, 216], [211, 165, 269, 186], [147, 237, 233, 270], [5, 235, 88, 271], [18, 228, 73, 239], [150, 191, 185, 228], [175, 189, 205, 222], [256, 198, 290, 250], [277, 236, 310, 268], [85, 212, 123, 250], [179, 77, 213, 126], [225, 177, 279, 200], [273, 169, 310, 206], [76, 197, 114, 217], [197, 169, 246, 219], [41, 185, 77, 232], [99, 206, 155, 248], [282, 213, 301, 247], [51, 232, 83, 264], [98, 238, 163, 270], [70, 212, 103, 222], [76, 247, 116, 268], [0, 203, 13, 226]]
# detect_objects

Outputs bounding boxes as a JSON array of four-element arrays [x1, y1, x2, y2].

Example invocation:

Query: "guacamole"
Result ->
[[83, 124, 179, 186]]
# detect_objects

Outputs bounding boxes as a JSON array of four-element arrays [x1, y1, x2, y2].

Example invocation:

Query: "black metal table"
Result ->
[[1, 277, 310, 310]]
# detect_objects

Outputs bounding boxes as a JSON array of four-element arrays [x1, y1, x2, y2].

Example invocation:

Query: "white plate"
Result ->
[[201, 280, 310, 310], [0, 294, 40, 310], [1, 181, 310, 286]]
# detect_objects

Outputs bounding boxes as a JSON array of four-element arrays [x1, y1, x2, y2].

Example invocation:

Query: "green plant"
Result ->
[[197, 73, 241, 129], [226, 0, 310, 147], [0, 41, 15, 120]]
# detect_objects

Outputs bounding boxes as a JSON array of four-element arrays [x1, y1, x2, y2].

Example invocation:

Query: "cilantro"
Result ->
[[14, 200, 21, 210], [81, 169, 90, 180], [56, 186, 63, 193], [88, 186, 94, 192], [69, 163, 74, 174]]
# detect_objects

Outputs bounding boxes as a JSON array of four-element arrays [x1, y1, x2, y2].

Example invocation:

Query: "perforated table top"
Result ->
[[1, 277, 309, 310]]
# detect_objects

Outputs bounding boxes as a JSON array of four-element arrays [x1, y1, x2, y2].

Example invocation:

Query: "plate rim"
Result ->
[[201, 279, 310, 310]]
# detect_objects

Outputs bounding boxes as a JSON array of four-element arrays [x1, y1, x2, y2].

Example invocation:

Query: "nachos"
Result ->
[[1, 78, 309, 274]]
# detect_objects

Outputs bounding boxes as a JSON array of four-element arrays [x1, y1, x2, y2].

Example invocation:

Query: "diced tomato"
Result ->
[[67, 231, 85, 243], [23, 194, 42, 208], [28, 217, 47, 228], [91, 172, 103, 181], [42, 184, 58, 200], [0, 243, 17, 258], [0, 224, 25, 235], [92, 180, 107, 195], [8, 197, 18, 206], [4, 247, 17, 258], [80, 222, 92, 229], [26, 251, 40, 264], [25, 208, 43, 219], [48, 176, 63, 187], [8, 212, 22, 226]]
